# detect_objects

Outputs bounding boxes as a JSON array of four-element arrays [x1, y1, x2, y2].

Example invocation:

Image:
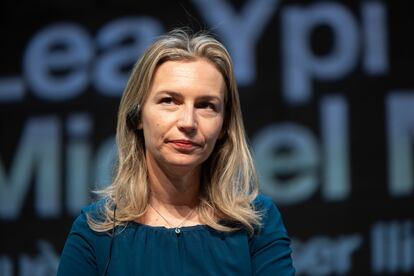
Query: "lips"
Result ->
[[168, 139, 200, 150]]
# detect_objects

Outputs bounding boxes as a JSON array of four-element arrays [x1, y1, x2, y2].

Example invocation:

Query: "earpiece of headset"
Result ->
[[103, 203, 117, 276], [126, 104, 141, 131]]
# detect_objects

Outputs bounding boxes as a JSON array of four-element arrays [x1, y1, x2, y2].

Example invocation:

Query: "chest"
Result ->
[[102, 226, 253, 276]]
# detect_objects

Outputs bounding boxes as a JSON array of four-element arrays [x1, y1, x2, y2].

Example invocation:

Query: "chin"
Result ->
[[164, 156, 204, 169]]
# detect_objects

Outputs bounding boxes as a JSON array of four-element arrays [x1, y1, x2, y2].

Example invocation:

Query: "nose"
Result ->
[[177, 105, 197, 134]]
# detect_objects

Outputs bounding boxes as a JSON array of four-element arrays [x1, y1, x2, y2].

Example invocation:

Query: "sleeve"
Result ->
[[57, 210, 99, 276], [249, 195, 295, 275]]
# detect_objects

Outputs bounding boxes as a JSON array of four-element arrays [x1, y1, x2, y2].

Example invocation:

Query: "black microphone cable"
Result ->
[[103, 204, 117, 276]]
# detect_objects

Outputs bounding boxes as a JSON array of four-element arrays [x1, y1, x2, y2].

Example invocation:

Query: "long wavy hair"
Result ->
[[88, 28, 261, 234]]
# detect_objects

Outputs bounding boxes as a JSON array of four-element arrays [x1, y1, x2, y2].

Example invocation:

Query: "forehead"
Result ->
[[148, 59, 226, 99]]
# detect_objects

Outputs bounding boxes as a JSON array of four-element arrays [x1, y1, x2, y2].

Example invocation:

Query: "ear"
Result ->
[[137, 121, 143, 130]]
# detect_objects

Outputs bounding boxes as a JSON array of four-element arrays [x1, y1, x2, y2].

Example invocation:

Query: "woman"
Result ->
[[58, 29, 295, 275]]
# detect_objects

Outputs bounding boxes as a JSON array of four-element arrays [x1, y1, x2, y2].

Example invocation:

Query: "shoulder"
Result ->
[[81, 198, 108, 220], [249, 194, 295, 275], [58, 199, 110, 275], [70, 198, 108, 236], [252, 194, 276, 210], [252, 194, 287, 235]]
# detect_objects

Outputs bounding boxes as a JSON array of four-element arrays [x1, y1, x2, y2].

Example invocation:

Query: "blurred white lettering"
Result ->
[[65, 113, 92, 214], [0, 256, 13, 276], [371, 220, 414, 273], [320, 95, 350, 201], [254, 95, 350, 204], [93, 17, 163, 96], [386, 92, 414, 196], [193, 0, 279, 86], [253, 123, 319, 204], [0, 117, 61, 219], [282, 2, 387, 104], [23, 23, 93, 101], [20, 240, 59, 276], [292, 234, 362, 275]]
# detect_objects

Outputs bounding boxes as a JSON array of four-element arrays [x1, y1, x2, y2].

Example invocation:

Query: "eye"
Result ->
[[196, 101, 217, 111], [159, 97, 174, 104]]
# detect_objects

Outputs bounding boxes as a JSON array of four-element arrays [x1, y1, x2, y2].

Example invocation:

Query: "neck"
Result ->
[[146, 154, 201, 208]]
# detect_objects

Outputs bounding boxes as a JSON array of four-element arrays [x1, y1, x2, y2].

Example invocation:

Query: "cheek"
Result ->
[[207, 120, 224, 142], [143, 117, 169, 143]]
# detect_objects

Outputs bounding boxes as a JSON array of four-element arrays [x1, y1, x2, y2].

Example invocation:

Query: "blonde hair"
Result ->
[[88, 28, 261, 234]]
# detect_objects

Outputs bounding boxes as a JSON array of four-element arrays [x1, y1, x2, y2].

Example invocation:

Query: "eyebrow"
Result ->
[[155, 90, 222, 102]]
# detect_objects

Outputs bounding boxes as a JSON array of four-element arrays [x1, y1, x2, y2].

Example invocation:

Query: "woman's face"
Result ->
[[139, 59, 225, 172]]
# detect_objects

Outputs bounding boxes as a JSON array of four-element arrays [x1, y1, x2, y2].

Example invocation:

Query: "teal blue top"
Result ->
[[57, 194, 295, 275]]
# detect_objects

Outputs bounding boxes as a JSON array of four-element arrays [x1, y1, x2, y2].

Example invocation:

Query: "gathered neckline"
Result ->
[[130, 221, 210, 232]]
